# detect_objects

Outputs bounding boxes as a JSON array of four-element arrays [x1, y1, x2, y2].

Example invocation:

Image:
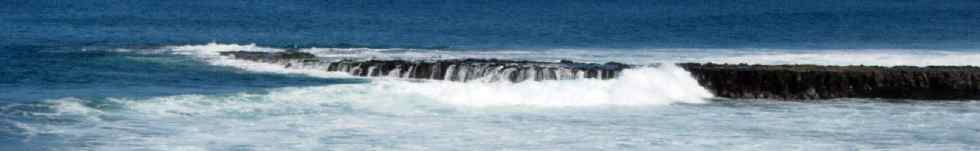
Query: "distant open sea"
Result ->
[[2, 0, 979, 150]]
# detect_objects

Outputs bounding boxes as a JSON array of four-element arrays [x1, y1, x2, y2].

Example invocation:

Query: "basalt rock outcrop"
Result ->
[[219, 51, 980, 100], [679, 63, 980, 100], [219, 51, 630, 82]]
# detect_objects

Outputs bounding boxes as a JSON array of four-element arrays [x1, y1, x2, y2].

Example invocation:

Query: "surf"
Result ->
[[202, 44, 980, 100]]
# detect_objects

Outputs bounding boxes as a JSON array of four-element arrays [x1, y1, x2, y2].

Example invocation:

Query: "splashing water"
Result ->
[[3, 43, 979, 150]]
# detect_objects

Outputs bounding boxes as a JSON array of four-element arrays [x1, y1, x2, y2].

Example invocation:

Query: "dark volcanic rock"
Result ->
[[679, 63, 980, 100], [220, 51, 631, 82], [219, 51, 980, 100], [219, 51, 315, 61]]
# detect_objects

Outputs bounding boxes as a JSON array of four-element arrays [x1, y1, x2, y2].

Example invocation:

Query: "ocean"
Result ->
[[2, 0, 980, 150]]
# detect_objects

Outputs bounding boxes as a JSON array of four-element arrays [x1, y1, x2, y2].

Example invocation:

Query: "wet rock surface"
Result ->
[[679, 63, 980, 100], [220, 51, 980, 100], [219, 51, 630, 82]]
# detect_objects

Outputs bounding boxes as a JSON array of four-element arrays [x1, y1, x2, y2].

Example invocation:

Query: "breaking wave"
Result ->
[[3, 67, 710, 150], [5, 43, 979, 150], [160, 43, 716, 106], [147, 43, 980, 107]]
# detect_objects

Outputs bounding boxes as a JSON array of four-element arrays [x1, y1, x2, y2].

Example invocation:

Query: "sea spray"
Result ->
[[165, 43, 715, 106], [388, 65, 712, 107]]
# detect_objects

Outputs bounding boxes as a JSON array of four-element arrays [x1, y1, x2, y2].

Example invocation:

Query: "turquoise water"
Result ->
[[2, 0, 980, 150]]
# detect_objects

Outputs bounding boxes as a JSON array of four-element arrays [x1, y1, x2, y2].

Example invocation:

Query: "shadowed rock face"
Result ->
[[219, 51, 980, 100], [679, 63, 980, 100]]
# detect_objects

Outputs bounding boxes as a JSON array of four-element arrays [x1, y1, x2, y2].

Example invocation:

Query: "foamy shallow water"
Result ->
[[6, 89, 979, 150], [3, 44, 980, 150], [6, 0, 980, 149]]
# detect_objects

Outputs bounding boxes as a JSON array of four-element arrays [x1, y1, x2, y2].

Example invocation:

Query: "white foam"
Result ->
[[163, 43, 352, 78], [205, 56, 354, 78], [391, 65, 712, 107], [153, 43, 980, 106], [17, 64, 713, 149], [158, 43, 715, 106], [168, 42, 284, 56], [21, 86, 980, 150], [11, 43, 977, 150], [159, 43, 980, 66], [155, 43, 980, 107]]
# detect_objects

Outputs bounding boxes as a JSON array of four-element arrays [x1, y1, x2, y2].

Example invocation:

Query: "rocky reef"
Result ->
[[679, 63, 980, 100], [218, 51, 631, 82], [219, 51, 980, 100]]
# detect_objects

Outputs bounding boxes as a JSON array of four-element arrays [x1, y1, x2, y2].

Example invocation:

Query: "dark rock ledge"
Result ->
[[219, 51, 980, 100]]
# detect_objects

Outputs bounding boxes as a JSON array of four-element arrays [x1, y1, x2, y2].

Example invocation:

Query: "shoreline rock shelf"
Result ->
[[679, 63, 980, 100], [219, 51, 980, 100], [219, 51, 630, 82]]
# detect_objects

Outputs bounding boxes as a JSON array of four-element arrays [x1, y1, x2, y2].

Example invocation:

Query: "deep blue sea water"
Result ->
[[2, 0, 980, 150]]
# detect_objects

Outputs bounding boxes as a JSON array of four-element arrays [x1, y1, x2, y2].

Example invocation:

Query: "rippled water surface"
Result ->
[[3, 0, 980, 150]]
